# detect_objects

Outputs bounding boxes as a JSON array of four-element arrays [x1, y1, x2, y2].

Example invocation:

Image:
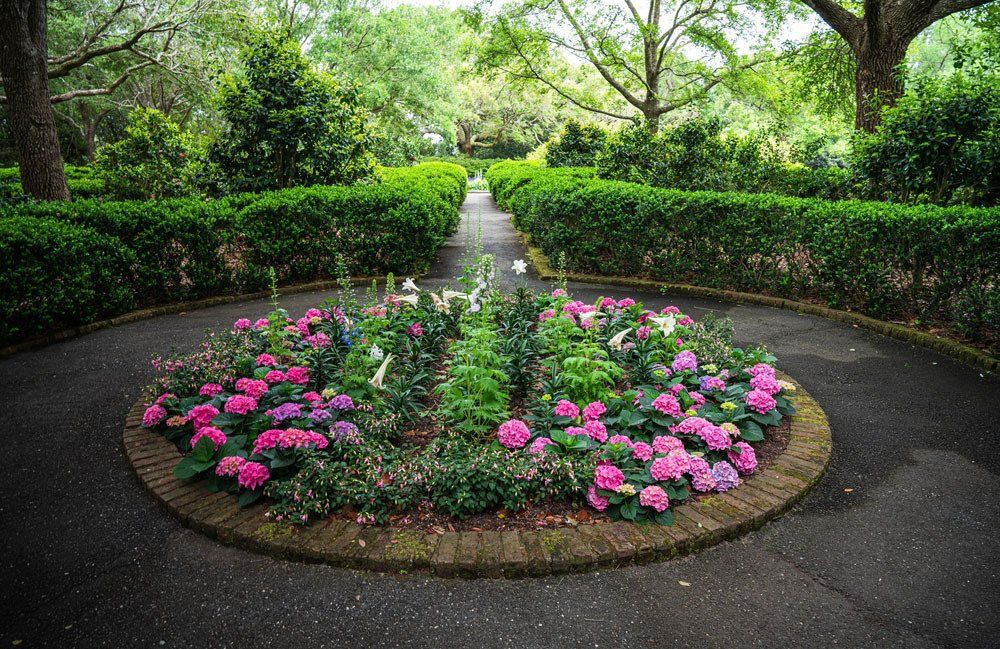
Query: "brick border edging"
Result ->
[[517, 232, 997, 375], [0, 276, 388, 360], [123, 374, 831, 578]]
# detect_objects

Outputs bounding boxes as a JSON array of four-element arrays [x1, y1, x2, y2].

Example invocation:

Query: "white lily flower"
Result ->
[[647, 314, 677, 336], [370, 345, 384, 360], [368, 354, 394, 389], [396, 293, 419, 307], [608, 328, 632, 350], [402, 277, 419, 292], [442, 290, 468, 301], [512, 259, 527, 275], [430, 293, 449, 313], [579, 310, 599, 324]]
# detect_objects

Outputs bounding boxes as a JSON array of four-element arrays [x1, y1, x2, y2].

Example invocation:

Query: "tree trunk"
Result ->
[[456, 124, 475, 156], [643, 105, 660, 134], [0, 0, 70, 200], [853, 37, 909, 132]]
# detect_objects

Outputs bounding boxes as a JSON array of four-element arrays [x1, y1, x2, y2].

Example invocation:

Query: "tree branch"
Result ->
[[50, 61, 155, 104], [798, 0, 861, 46]]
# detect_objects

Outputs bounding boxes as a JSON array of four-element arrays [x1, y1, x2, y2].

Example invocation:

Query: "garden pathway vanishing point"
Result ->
[[2, 192, 999, 648]]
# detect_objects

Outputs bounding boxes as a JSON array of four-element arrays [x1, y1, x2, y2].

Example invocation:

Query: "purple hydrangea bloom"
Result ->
[[330, 394, 355, 410], [671, 350, 698, 373], [271, 402, 303, 422], [711, 461, 740, 491], [331, 420, 360, 444], [309, 408, 332, 423]]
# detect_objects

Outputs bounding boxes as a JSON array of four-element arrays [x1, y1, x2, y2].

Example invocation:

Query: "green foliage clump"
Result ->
[[0, 165, 105, 201], [546, 120, 607, 168], [419, 156, 510, 177], [0, 216, 135, 341], [493, 162, 1000, 348], [852, 74, 1000, 207], [95, 107, 200, 199], [210, 31, 377, 192]]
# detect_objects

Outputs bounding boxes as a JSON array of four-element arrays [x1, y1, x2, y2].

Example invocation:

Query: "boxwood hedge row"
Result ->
[[487, 161, 1000, 346], [0, 162, 466, 345]]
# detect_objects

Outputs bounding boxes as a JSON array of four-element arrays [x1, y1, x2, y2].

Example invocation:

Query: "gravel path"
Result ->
[[1, 191, 998, 648]]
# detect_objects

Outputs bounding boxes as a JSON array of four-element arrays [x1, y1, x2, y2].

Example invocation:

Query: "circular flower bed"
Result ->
[[142, 262, 796, 528]]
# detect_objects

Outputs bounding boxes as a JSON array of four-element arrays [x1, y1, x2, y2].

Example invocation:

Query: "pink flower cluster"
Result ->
[[745, 389, 777, 414], [728, 441, 758, 474], [594, 464, 625, 491], [650, 450, 691, 481], [253, 428, 328, 454], [554, 400, 579, 418], [215, 455, 246, 477], [652, 393, 682, 417], [582, 401, 606, 421], [224, 394, 257, 415], [639, 485, 669, 512], [235, 377, 269, 399], [143, 404, 167, 427], [238, 461, 270, 490], [191, 426, 227, 450], [497, 419, 531, 449]]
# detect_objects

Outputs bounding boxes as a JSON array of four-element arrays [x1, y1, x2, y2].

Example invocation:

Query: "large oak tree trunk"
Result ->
[[0, 0, 69, 200], [853, 37, 909, 132]]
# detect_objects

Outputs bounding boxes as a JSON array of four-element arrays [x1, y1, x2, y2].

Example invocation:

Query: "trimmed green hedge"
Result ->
[[0, 217, 136, 342], [0, 165, 106, 200], [419, 156, 512, 177], [0, 162, 466, 344], [487, 161, 1000, 347]]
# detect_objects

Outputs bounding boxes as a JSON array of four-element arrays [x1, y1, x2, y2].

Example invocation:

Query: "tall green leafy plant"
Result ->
[[210, 30, 377, 192]]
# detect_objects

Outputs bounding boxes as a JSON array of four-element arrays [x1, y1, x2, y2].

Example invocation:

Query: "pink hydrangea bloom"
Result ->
[[594, 464, 625, 491], [747, 363, 775, 377], [600, 297, 616, 309], [688, 457, 718, 492], [538, 309, 556, 322], [303, 391, 322, 403], [190, 426, 227, 450], [652, 393, 682, 417], [497, 419, 531, 449], [632, 441, 654, 461], [529, 437, 555, 455], [238, 461, 270, 490], [639, 485, 670, 512], [554, 399, 580, 418], [617, 298, 636, 308], [241, 379, 269, 399], [142, 404, 167, 427], [256, 353, 276, 367], [745, 389, 777, 414], [650, 450, 691, 481], [263, 370, 286, 384], [671, 350, 698, 372], [678, 315, 694, 326], [253, 318, 269, 330], [652, 435, 684, 454], [607, 434, 633, 447], [199, 383, 223, 398], [661, 305, 680, 315], [285, 367, 309, 385], [698, 425, 733, 451], [551, 288, 567, 297], [224, 394, 257, 415], [689, 392, 706, 408], [582, 401, 606, 421], [700, 376, 727, 391], [215, 455, 246, 477], [233, 318, 251, 331], [155, 392, 174, 404], [729, 441, 758, 474], [253, 429, 284, 454], [671, 416, 711, 436], [277, 428, 328, 450], [636, 326, 651, 340], [586, 485, 609, 511], [583, 419, 608, 443], [750, 374, 782, 395], [565, 426, 587, 436], [187, 404, 219, 429]]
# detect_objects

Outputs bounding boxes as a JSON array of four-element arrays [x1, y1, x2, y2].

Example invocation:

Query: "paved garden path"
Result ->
[[1, 191, 998, 648]]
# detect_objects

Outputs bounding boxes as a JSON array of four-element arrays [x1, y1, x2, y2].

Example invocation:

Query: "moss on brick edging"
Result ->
[[0, 277, 388, 359], [518, 232, 997, 375], [123, 374, 831, 578]]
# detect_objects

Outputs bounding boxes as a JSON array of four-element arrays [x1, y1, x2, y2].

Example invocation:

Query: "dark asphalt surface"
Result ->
[[1, 192, 998, 648]]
